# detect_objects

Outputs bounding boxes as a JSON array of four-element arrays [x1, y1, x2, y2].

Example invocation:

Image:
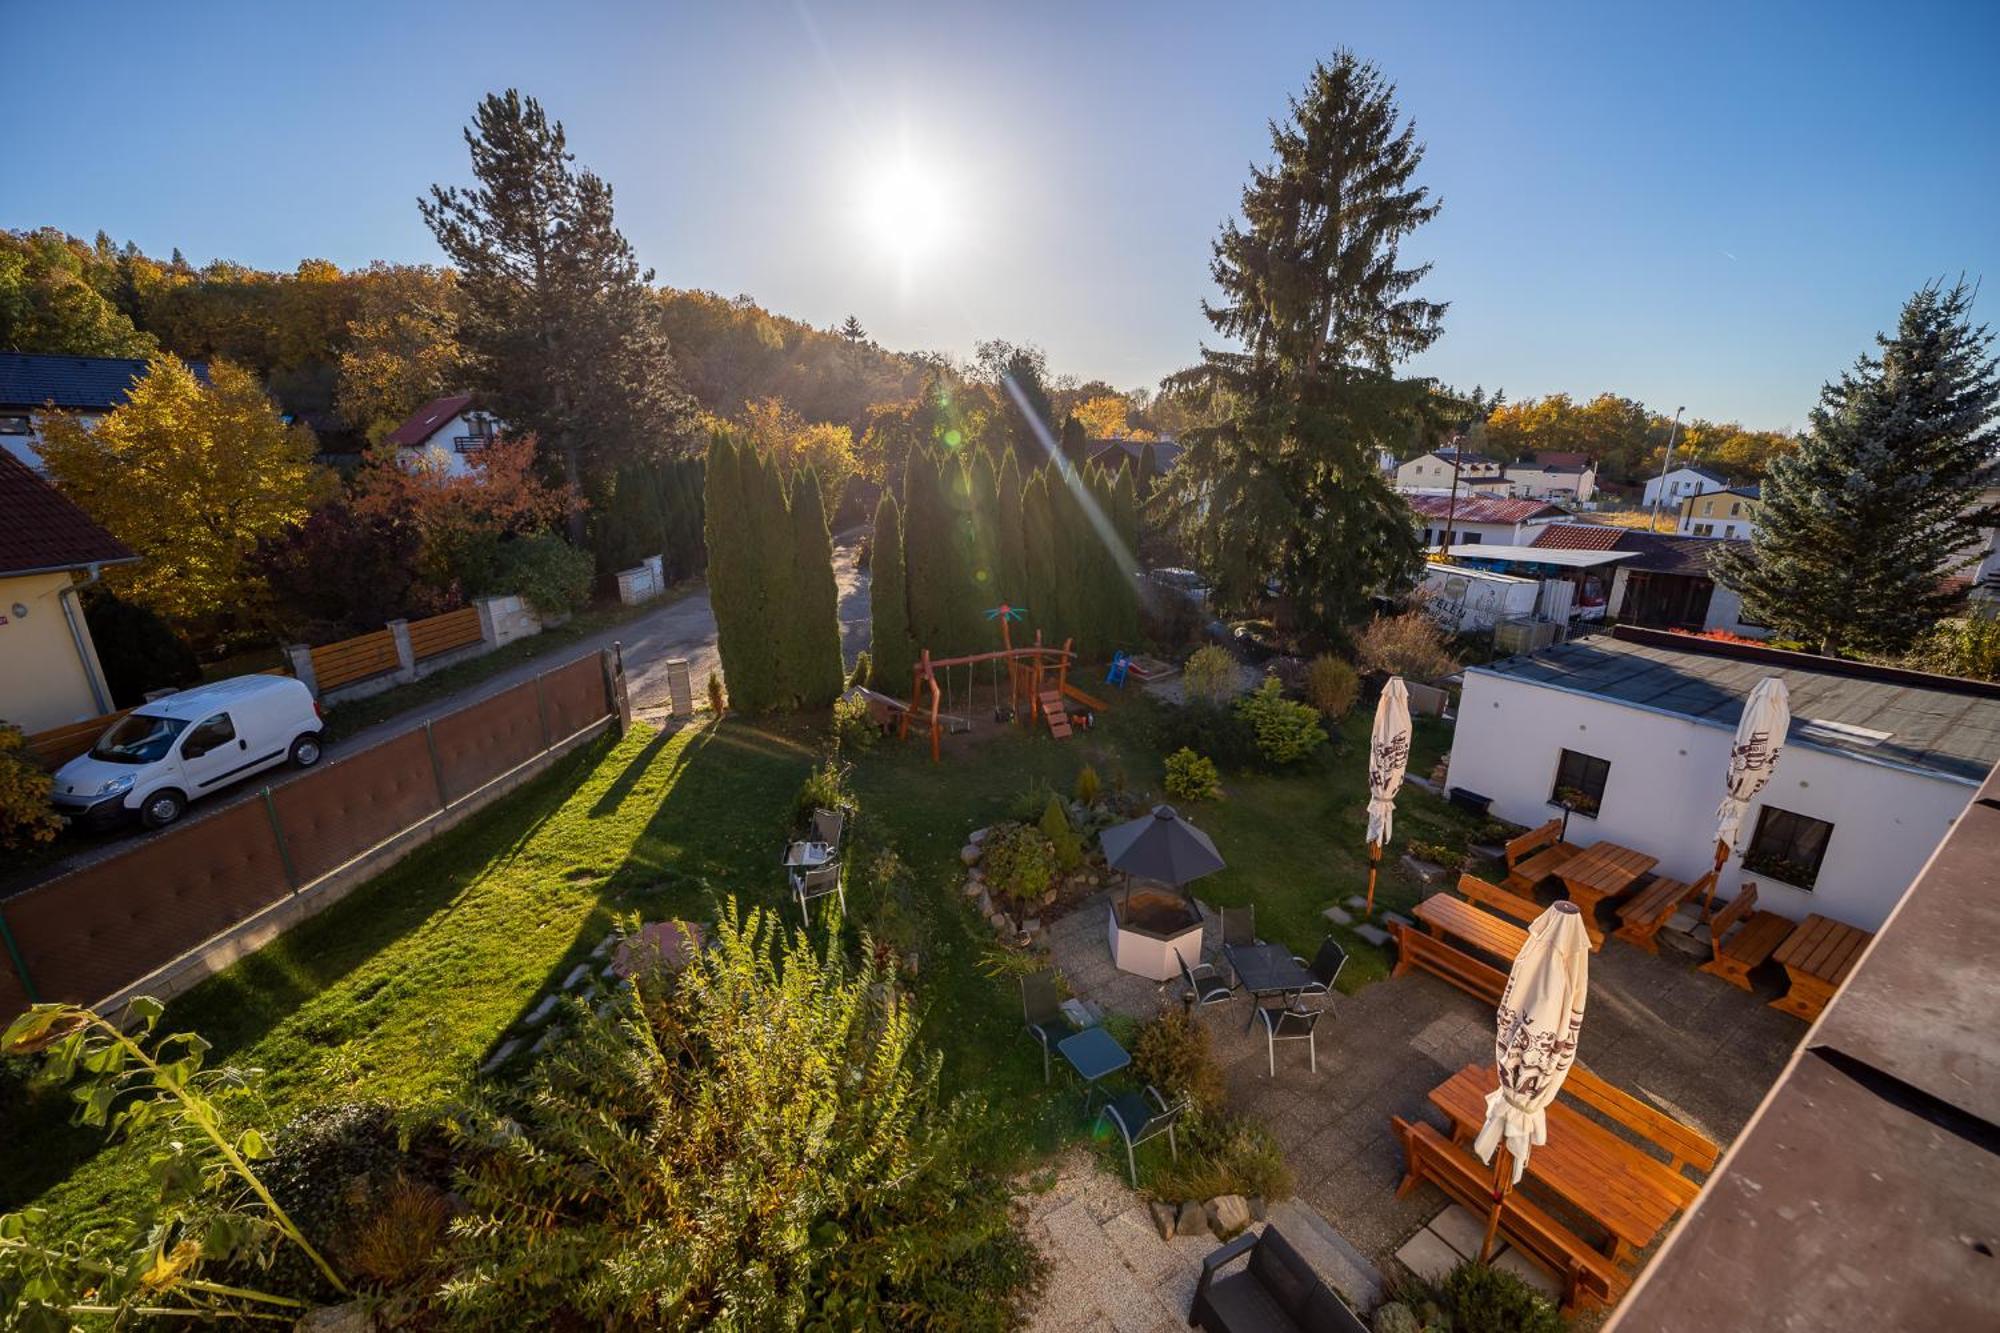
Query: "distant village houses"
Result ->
[[1394, 447, 1596, 502], [1678, 486, 1762, 540], [0, 352, 207, 472], [381, 393, 506, 477], [1643, 462, 1731, 510]]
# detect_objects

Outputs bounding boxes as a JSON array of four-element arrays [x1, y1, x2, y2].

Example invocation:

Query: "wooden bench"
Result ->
[[1565, 1064, 1720, 1178], [1697, 883, 1795, 991], [1611, 870, 1715, 955], [1390, 918, 1508, 1005], [1391, 1116, 1630, 1315], [1502, 818, 1578, 895], [1455, 873, 1541, 926]]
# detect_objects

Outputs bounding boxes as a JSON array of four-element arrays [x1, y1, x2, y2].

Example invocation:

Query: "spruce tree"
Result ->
[[869, 493, 917, 696], [1159, 51, 1443, 633], [1712, 280, 1999, 656], [995, 449, 1028, 613], [789, 467, 846, 707], [901, 447, 952, 658], [422, 90, 692, 538]]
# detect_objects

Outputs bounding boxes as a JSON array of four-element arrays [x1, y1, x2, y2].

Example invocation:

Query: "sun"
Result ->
[[855, 152, 957, 265]]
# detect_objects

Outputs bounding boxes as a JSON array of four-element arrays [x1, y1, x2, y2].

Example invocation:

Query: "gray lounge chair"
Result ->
[[811, 806, 846, 852], [791, 861, 844, 921], [1221, 905, 1258, 948], [1293, 937, 1348, 998], [1020, 972, 1076, 1083]]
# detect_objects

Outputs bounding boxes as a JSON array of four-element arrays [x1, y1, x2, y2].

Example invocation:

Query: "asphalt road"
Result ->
[[8, 535, 870, 895]]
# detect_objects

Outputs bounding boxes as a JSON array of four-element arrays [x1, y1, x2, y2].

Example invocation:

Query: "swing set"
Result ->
[[897, 604, 1111, 763]]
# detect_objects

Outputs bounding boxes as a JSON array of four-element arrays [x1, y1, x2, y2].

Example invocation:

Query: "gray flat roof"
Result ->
[[1438, 544, 1634, 568], [1472, 631, 2000, 783]]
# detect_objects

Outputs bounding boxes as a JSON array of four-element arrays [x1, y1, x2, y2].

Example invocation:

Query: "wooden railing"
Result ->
[[26, 707, 136, 769], [310, 629, 399, 692], [408, 606, 482, 660]]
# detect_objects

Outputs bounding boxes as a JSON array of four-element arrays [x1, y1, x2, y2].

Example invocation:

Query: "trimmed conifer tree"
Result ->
[[995, 449, 1028, 614], [1712, 280, 2000, 656], [869, 493, 916, 695], [901, 446, 952, 658], [788, 467, 846, 708], [705, 434, 775, 713], [967, 447, 1002, 631], [1021, 468, 1061, 649]]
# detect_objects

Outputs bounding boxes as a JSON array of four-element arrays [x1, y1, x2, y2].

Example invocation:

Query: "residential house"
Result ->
[[1394, 446, 1504, 492], [384, 394, 505, 477], [1679, 485, 1762, 539], [0, 352, 206, 472], [0, 451, 135, 731], [1446, 625, 2000, 932], [1082, 437, 1180, 488], [1642, 463, 1731, 510], [1404, 493, 1564, 547], [1498, 450, 1598, 503], [1529, 524, 1768, 638]]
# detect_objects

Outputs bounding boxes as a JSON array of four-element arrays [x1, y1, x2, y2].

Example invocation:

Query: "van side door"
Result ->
[[176, 711, 258, 794]]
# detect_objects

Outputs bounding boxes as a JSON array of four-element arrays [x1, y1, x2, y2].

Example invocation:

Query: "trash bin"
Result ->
[[1447, 787, 1492, 817]]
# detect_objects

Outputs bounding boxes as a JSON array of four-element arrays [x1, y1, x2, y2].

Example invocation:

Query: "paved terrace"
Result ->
[[1032, 891, 1803, 1319]]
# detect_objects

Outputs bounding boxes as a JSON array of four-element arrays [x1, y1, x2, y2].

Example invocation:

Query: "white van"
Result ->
[[52, 675, 325, 830]]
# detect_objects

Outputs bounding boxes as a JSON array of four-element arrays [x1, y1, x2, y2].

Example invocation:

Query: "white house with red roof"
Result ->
[[1402, 492, 1564, 547], [384, 394, 505, 476]]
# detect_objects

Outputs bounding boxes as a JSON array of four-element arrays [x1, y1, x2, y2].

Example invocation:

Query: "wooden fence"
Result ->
[[0, 650, 622, 1023], [310, 628, 400, 692], [408, 606, 483, 660]]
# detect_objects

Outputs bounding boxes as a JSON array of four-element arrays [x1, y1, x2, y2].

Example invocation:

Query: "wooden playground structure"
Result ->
[[897, 619, 1111, 762]]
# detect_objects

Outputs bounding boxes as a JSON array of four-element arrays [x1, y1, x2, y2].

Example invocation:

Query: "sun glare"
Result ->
[[856, 152, 956, 265]]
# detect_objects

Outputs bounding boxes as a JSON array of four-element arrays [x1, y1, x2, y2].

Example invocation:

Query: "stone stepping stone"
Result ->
[[1354, 923, 1392, 947], [477, 1038, 522, 1075], [1342, 894, 1368, 912], [523, 993, 560, 1027], [1322, 905, 1353, 925], [562, 964, 592, 991], [591, 931, 617, 959], [1383, 911, 1414, 930]]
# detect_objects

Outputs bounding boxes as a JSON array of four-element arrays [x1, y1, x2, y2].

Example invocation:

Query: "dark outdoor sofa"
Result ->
[[1189, 1225, 1368, 1332]]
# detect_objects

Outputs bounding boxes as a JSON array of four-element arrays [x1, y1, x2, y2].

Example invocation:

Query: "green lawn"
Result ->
[[3, 690, 1481, 1237]]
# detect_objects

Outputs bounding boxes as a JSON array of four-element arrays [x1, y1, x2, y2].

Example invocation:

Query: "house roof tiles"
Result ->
[[0, 450, 136, 577], [1404, 493, 1563, 525], [385, 393, 475, 448], [0, 352, 204, 411]]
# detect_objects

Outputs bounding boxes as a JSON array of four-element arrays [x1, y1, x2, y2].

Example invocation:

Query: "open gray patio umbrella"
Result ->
[[1099, 804, 1226, 889]]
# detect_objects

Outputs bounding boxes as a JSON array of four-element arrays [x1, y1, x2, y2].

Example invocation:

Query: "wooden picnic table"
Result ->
[[1769, 913, 1873, 1021], [1555, 842, 1659, 949], [1415, 895, 1528, 964], [1429, 1063, 1696, 1262]]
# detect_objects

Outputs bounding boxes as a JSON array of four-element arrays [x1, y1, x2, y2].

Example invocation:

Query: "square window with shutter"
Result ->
[[1549, 748, 1610, 816]]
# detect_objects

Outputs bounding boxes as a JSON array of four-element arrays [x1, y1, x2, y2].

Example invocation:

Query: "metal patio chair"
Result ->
[[791, 860, 844, 921], [1020, 972, 1077, 1084], [1099, 1084, 1188, 1186], [1177, 948, 1237, 1015], [1255, 1002, 1325, 1076], [1293, 936, 1349, 999]]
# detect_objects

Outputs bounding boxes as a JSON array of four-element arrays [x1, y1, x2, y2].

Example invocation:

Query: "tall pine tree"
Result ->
[[788, 467, 846, 707], [869, 493, 916, 694], [1159, 52, 1444, 633], [1712, 280, 1999, 656], [423, 91, 693, 539]]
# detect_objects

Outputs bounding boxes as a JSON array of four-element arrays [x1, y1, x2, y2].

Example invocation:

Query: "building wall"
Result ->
[[1446, 669, 1973, 931], [1678, 490, 1760, 539], [399, 411, 502, 478], [0, 409, 106, 472], [1415, 517, 1551, 547], [1395, 453, 1502, 491], [0, 571, 105, 732], [1643, 469, 1726, 509], [1503, 466, 1597, 503]]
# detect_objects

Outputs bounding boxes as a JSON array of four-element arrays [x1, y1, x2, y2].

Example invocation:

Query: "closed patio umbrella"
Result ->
[[1364, 677, 1413, 915], [1472, 899, 1590, 1261], [1709, 677, 1789, 916], [1099, 804, 1225, 889]]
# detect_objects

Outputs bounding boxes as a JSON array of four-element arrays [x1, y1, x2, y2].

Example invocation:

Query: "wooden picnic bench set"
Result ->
[[1391, 1054, 1723, 1314], [1390, 818, 1872, 1023]]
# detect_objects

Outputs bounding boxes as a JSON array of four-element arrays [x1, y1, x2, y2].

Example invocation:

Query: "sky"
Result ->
[[6, 0, 1997, 431]]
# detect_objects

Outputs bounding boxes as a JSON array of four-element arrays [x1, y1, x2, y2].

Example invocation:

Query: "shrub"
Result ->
[[81, 590, 201, 706], [337, 1173, 451, 1290], [434, 905, 1043, 1328], [983, 823, 1058, 903], [487, 530, 594, 617], [1164, 747, 1222, 803], [1904, 610, 2000, 680], [1010, 776, 1059, 822], [848, 648, 873, 688], [1406, 840, 1466, 872], [1182, 644, 1239, 704], [1074, 763, 1101, 806], [1235, 677, 1327, 765], [1303, 653, 1360, 720], [1150, 1111, 1293, 1204], [831, 692, 877, 753], [1159, 699, 1261, 770], [1385, 1259, 1564, 1333], [793, 756, 852, 828], [1129, 1009, 1225, 1113], [1356, 609, 1459, 682], [1039, 796, 1083, 872], [0, 723, 62, 851], [707, 669, 725, 715]]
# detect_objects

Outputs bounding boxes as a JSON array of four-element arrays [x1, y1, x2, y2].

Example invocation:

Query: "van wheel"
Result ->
[[141, 790, 187, 829], [290, 733, 324, 768]]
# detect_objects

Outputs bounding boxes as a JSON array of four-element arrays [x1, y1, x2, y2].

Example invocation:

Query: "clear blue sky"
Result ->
[[8, 0, 1996, 430]]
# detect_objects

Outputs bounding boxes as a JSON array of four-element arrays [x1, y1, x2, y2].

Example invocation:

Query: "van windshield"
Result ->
[[90, 713, 189, 765]]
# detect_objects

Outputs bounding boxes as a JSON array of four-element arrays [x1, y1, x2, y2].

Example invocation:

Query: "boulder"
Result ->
[[1149, 1200, 1177, 1242], [963, 878, 983, 898], [960, 845, 982, 866], [977, 888, 994, 916], [1022, 917, 1041, 935], [1175, 1200, 1209, 1237], [1372, 1303, 1422, 1333], [969, 826, 990, 845], [1206, 1194, 1253, 1238], [296, 1303, 374, 1333], [1248, 1194, 1267, 1222]]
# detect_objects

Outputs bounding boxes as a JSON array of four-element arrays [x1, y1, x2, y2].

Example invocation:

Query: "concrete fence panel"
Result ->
[[1, 800, 291, 1008], [430, 680, 545, 803], [269, 729, 445, 885], [542, 654, 611, 743]]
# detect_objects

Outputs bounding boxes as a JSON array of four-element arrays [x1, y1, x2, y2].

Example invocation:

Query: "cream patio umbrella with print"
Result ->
[[1363, 677, 1412, 916], [1472, 899, 1591, 1261], [1709, 677, 1790, 917]]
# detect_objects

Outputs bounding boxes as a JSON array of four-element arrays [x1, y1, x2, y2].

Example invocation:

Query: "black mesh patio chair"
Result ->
[[1293, 936, 1349, 998], [1099, 1084, 1187, 1186], [1220, 905, 1258, 948], [811, 806, 846, 852], [1255, 1002, 1324, 1076], [1020, 972, 1076, 1083], [1177, 949, 1236, 1014], [791, 861, 844, 921]]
